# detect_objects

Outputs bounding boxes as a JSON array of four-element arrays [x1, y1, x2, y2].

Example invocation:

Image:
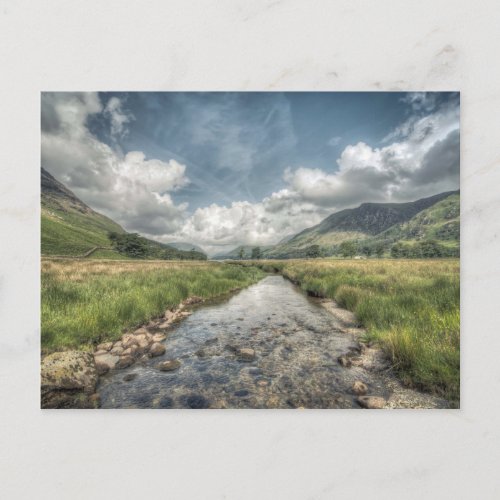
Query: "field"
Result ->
[[41, 259, 264, 351], [249, 259, 460, 404], [42, 256, 460, 405]]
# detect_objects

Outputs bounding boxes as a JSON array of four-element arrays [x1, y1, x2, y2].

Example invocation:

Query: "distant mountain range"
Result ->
[[213, 245, 274, 260], [41, 168, 207, 260], [166, 241, 206, 254], [217, 190, 460, 259]]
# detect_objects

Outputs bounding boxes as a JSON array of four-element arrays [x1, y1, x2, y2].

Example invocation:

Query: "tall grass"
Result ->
[[249, 259, 460, 404], [42, 259, 264, 351]]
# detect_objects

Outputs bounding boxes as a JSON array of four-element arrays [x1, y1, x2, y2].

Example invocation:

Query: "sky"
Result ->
[[41, 91, 460, 255]]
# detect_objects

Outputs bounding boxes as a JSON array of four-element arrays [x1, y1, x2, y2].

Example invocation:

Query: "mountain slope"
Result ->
[[371, 193, 460, 251], [41, 168, 207, 260], [41, 168, 126, 256], [264, 190, 459, 258]]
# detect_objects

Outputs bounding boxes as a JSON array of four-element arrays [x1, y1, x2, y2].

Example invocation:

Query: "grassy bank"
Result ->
[[248, 259, 460, 404], [42, 259, 264, 351]]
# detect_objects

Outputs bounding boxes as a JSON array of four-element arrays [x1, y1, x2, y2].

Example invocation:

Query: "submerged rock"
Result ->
[[116, 355, 134, 369], [357, 396, 386, 409], [186, 394, 209, 408], [352, 380, 368, 395], [149, 342, 166, 357], [158, 359, 181, 372], [238, 348, 256, 361]]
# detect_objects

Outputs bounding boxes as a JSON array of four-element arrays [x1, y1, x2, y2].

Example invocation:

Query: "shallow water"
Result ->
[[99, 275, 390, 409]]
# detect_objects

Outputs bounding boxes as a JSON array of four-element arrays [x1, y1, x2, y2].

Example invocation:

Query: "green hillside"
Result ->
[[262, 190, 459, 259], [41, 168, 126, 257], [367, 193, 460, 257], [41, 168, 207, 260]]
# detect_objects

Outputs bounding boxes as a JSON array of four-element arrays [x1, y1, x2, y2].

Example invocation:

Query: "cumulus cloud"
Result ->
[[41, 92, 189, 235], [167, 190, 326, 253], [282, 97, 459, 210], [172, 95, 458, 252], [41, 92, 459, 254]]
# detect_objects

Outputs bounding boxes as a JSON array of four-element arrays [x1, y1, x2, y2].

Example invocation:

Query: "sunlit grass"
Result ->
[[41, 259, 264, 351], [247, 258, 460, 404]]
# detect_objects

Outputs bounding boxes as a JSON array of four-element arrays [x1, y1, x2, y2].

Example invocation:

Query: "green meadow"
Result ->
[[41, 259, 264, 351]]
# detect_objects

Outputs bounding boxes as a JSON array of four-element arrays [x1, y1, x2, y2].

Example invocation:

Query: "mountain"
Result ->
[[166, 241, 205, 253], [264, 190, 459, 258], [41, 168, 207, 260], [213, 245, 274, 260], [42, 167, 126, 257], [370, 193, 460, 254]]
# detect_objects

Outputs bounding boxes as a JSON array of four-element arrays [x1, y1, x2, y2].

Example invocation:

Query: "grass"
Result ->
[[41, 259, 264, 351], [247, 258, 460, 404]]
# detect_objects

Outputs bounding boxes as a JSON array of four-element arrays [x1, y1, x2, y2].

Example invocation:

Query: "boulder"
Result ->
[[164, 309, 176, 320], [158, 359, 181, 372], [116, 355, 134, 369], [352, 380, 368, 395], [110, 346, 124, 356], [133, 327, 149, 336], [96, 342, 113, 352], [41, 351, 100, 408], [357, 396, 386, 409], [150, 342, 166, 357], [122, 335, 139, 349], [95, 362, 110, 376], [135, 334, 152, 350], [238, 348, 256, 361], [152, 333, 167, 342], [93, 352, 120, 371], [41, 351, 98, 394], [122, 345, 139, 357]]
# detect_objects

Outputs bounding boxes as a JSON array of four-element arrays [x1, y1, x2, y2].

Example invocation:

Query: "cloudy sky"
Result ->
[[41, 91, 459, 254]]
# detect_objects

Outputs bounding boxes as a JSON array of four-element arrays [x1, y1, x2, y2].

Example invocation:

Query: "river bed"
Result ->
[[98, 275, 438, 409]]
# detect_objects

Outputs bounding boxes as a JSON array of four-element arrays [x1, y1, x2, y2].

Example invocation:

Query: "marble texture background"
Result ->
[[0, 0, 499, 498]]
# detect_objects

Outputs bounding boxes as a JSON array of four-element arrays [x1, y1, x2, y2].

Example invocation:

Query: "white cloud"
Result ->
[[41, 92, 459, 254], [328, 136, 342, 147], [104, 96, 133, 138], [41, 92, 189, 235]]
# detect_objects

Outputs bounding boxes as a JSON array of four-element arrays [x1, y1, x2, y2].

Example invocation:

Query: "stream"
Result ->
[[98, 275, 396, 409]]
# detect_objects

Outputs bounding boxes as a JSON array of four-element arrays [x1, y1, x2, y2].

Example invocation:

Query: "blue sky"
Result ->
[[41, 91, 459, 254]]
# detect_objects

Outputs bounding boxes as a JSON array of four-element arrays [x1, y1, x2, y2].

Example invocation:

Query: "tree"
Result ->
[[251, 246, 261, 259], [361, 245, 373, 258], [339, 240, 356, 258], [374, 243, 385, 258], [238, 247, 245, 260], [306, 244, 321, 258]]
